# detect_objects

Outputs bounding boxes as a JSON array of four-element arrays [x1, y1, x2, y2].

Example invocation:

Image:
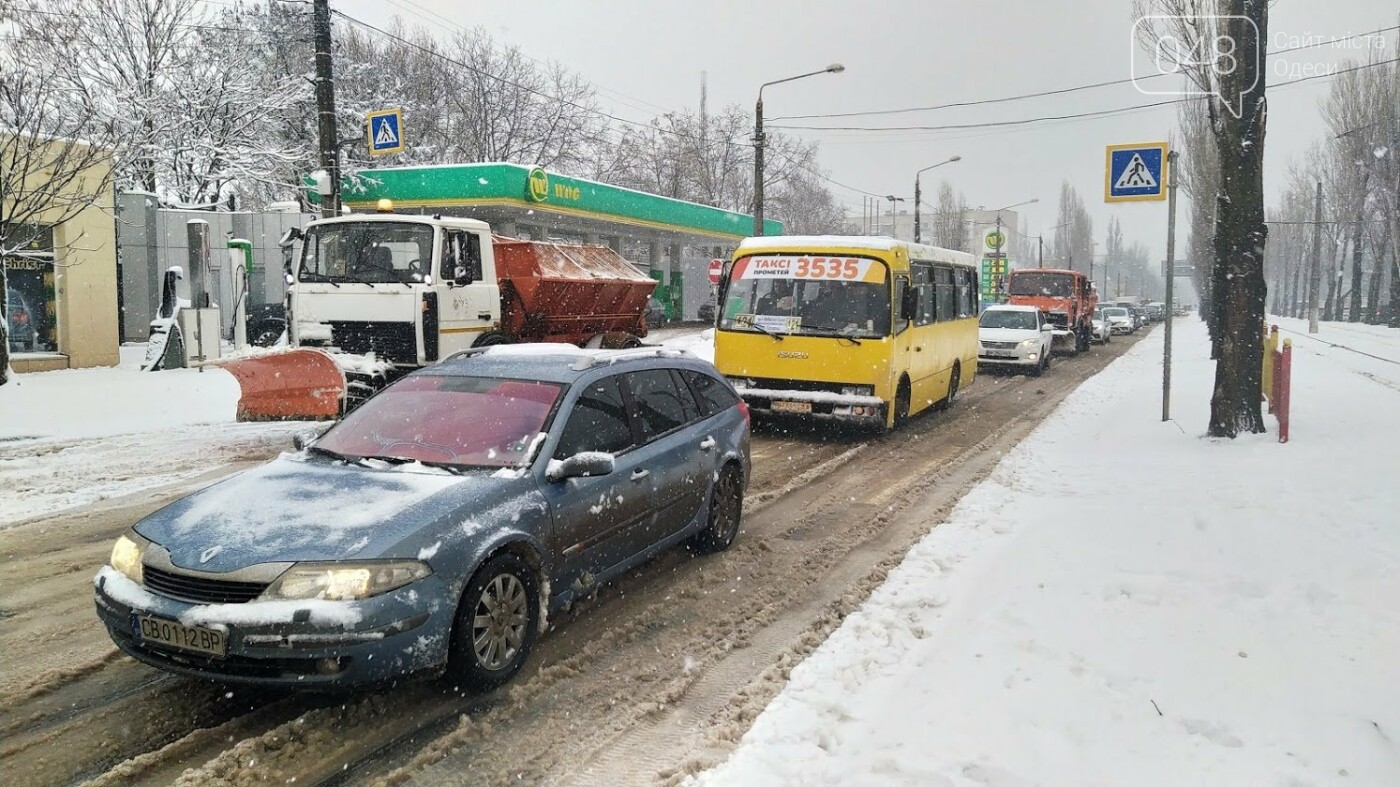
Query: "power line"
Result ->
[[769, 57, 1400, 135], [771, 23, 1400, 122]]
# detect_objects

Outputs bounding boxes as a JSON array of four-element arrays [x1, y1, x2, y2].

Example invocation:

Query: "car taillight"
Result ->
[[736, 399, 750, 426]]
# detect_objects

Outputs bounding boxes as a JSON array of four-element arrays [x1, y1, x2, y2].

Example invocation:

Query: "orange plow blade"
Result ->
[[215, 349, 346, 421]]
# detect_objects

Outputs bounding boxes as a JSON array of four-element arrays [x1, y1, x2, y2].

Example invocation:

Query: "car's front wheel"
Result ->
[[447, 552, 540, 692], [691, 465, 743, 553]]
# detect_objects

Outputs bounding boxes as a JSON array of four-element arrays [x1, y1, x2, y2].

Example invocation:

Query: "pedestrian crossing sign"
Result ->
[[367, 108, 404, 156], [1105, 142, 1167, 202]]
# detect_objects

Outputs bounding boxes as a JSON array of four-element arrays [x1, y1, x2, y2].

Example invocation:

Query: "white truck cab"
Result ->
[[286, 212, 500, 366]]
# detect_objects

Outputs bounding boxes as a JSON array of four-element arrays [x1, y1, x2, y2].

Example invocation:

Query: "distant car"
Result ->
[[95, 348, 751, 689], [245, 303, 287, 347], [6, 287, 39, 352], [697, 301, 717, 325], [645, 296, 669, 328], [1103, 306, 1134, 335], [1090, 308, 1112, 344], [978, 304, 1054, 376], [1146, 303, 1166, 322]]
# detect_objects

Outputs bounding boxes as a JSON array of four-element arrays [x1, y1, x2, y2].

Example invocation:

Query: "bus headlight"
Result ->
[[841, 385, 873, 397]]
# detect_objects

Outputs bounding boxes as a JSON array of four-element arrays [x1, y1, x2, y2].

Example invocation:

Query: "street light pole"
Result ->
[[885, 195, 905, 237], [753, 63, 845, 236], [912, 155, 961, 244]]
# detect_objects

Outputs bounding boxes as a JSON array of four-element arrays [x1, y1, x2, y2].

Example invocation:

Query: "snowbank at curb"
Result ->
[[692, 319, 1400, 786]]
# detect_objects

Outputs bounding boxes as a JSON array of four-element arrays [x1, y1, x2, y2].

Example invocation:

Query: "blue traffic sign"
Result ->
[[1104, 142, 1167, 202], [367, 108, 404, 156]]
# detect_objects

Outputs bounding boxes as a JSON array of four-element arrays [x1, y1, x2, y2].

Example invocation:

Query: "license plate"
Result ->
[[771, 400, 812, 414], [985, 350, 1015, 358], [135, 615, 227, 658]]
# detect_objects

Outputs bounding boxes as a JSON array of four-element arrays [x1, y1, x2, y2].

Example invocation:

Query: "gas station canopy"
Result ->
[[342, 162, 782, 244]]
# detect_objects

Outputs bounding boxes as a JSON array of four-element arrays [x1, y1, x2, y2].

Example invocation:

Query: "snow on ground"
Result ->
[[0, 344, 307, 527], [693, 318, 1400, 787]]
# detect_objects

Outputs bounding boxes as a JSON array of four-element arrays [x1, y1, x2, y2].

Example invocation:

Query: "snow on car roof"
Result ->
[[431, 343, 703, 382], [982, 304, 1041, 312]]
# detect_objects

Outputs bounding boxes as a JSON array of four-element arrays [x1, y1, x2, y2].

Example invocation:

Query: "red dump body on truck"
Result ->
[[492, 236, 657, 344]]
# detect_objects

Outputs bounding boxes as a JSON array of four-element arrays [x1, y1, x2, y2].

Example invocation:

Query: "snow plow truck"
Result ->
[[1004, 268, 1098, 354], [217, 205, 656, 421]]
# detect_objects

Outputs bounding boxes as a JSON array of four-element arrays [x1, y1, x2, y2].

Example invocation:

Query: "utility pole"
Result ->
[[1163, 150, 1179, 422], [1037, 235, 1043, 268], [1308, 181, 1323, 333], [913, 177, 922, 243], [752, 95, 765, 236], [312, 0, 340, 219]]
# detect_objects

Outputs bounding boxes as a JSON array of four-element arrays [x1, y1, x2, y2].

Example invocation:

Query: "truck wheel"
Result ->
[[474, 332, 516, 347], [447, 553, 540, 693]]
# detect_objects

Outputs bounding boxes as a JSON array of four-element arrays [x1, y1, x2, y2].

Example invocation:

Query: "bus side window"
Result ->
[[912, 262, 934, 326], [933, 266, 955, 322], [956, 268, 975, 318]]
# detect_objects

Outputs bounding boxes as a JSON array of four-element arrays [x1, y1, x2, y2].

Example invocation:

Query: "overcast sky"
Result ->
[[337, 0, 1396, 262]]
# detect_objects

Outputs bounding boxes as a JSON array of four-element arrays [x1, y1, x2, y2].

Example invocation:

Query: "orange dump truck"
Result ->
[[218, 212, 655, 420], [1004, 268, 1098, 354]]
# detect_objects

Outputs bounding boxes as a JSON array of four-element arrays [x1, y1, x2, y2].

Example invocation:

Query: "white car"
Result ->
[[978, 304, 1054, 376], [1103, 306, 1134, 335], [1090, 309, 1112, 343]]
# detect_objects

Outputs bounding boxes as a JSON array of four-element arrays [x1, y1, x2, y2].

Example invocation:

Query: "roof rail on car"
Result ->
[[442, 347, 492, 362], [568, 347, 690, 371]]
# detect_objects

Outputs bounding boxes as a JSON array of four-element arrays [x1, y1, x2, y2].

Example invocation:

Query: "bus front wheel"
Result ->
[[890, 377, 911, 430]]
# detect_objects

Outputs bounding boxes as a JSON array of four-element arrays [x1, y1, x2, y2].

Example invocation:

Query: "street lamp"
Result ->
[[1037, 221, 1070, 269], [753, 63, 845, 236], [912, 155, 961, 243], [989, 198, 1036, 258], [885, 195, 905, 237]]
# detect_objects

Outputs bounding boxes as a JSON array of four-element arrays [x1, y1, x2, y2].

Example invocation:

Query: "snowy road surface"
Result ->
[[692, 317, 1400, 786], [0, 345, 309, 527], [1, 330, 1143, 786]]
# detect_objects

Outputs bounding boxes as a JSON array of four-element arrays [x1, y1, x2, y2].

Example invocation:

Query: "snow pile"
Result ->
[[657, 328, 715, 363], [693, 318, 1400, 786], [0, 352, 242, 441]]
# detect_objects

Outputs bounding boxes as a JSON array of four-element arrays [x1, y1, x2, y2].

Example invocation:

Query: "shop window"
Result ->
[[3, 224, 57, 354]]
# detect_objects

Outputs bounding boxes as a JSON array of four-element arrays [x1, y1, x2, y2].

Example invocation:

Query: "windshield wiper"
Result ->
[[801, 324, 864, 345], [306, 444, 346, 460], [355, 455, 469, 475]]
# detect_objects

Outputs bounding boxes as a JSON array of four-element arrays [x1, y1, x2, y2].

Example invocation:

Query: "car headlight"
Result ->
[[262, 561, 432, 601], [110, 534, 146, 583], [1019, 338, 1039, 348], [841, 385, 874, 396]]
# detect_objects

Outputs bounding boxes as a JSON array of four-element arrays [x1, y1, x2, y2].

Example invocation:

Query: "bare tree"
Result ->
[[1051, 181, 1093, 272], [932, 181, 967, 251], [1, 27, 123, 384], [1139, 0, 1269, 436]]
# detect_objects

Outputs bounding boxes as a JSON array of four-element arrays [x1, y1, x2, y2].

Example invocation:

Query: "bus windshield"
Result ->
[[1008, 272, 1073, 297], [300, 221, 435, 285], [720, 256, 891, 338]]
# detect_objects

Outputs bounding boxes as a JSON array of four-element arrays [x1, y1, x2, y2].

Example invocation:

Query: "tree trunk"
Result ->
[[1322, 261, 1339, 321], [1, 263, 10, 387], [1348, 176, 1369, 322], [1366, 225, 1389, 324], [1208, 1, 1269, 437]]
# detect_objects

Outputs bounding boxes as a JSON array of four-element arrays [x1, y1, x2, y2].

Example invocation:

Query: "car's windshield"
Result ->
[[1105, 308, 1128, 317], [316, 375, 562, 467], [1007, 272, 1073, 297], [300, 221, 435, 284], [720, 255, 891, 338], [980, 310, 1038, 330]]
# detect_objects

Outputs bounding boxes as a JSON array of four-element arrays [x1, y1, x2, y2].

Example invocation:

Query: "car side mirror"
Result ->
[[900, 288, 918, 320], [547, 452, 616, 482], [1041, 324, 1053, 332], [453, 265, 474, 286]]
